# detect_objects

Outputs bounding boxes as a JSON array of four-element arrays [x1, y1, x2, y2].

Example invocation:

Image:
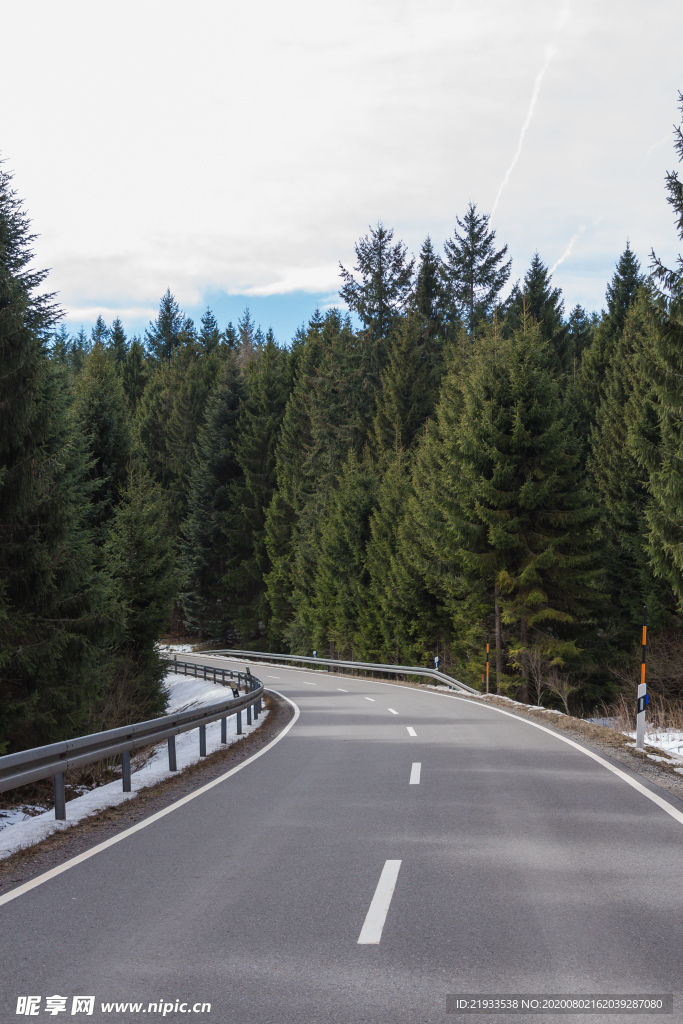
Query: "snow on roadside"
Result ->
[[0, 672, 267, 860]]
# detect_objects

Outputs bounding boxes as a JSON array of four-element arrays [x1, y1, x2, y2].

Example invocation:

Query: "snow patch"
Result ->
[[0, 672, 266, 860]]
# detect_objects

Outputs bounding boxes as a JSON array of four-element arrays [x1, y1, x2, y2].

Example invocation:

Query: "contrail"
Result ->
[[491, 44, 556, 217], [491, 3, 570, 218], [550, 224, 585, 274]]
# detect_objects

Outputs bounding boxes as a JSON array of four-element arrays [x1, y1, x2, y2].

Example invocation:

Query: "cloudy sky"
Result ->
[[2, 0, 682, 341]]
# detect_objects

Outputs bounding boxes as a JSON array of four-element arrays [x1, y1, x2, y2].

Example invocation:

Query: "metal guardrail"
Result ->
[[0, 663, 264, 821], [201, 649, 480, 696]]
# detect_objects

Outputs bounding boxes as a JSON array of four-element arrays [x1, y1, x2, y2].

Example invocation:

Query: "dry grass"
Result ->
[[593, 693, 683, 751]]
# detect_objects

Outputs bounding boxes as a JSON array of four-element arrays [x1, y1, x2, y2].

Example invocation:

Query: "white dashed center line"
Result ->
[[364, 697, 376, 702], [267, 675, 280, 679], [301, 681, 316, 686], [409, 763, 421, 784], [388, 708, 398, 715], [337, 688, 348, 692], [357, 860, 402, 945], [406, 727, 417, 737]]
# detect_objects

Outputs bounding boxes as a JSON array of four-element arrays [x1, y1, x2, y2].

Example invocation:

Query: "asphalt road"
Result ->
[[2, 658, 683, 1024]]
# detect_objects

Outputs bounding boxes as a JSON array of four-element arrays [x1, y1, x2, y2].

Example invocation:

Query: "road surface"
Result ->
[[2, 657, 683, 1023]]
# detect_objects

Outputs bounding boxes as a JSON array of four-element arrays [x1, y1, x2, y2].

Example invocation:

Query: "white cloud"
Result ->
[[1, 0, 682, 321]]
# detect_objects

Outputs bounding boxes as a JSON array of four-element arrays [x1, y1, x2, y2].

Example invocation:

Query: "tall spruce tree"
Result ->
[[441, 203, 511, 337], [222, 335, 292, 643], [73, 341, 132, 546], [506, 254, 569, 370], [410, 318, 601, 695], [199, 308, 221, 353], [0, 165, 107, 752], [264, 312, 326, 646], [582, 244, 646, 412], [634, 97, 683, 603], [109, 317, 128, 371], [589, 293, 671, 646], [104, 465, 178, 725], [373, 312, 434, 454], [181, 353, 243, 639], [310, 452, 379, 658], [121, 337, 148, 415], [339, 223, 415, 345], [145, 289, 184, 363], [91, 314, 109, 347]]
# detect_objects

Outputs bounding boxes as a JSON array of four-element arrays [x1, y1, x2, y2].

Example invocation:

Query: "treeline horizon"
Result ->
[[2, 92, 683, 753]]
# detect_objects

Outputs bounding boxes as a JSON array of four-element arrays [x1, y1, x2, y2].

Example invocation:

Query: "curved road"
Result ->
[[2, 658, 683, 1023]]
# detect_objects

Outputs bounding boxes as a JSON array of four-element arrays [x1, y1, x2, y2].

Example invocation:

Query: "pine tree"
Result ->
[[589, 293, 671, 646], [104, 465, 178, 724], [51, 324, 71, 366], [91, 314, 109, 347], [181, 353, 243, 639], [605, 242, 645, 336], [109, 317, 128, 370], [339, 222, 415, 344], [145, 289, 184, 363], [237, 307, 258, 367], [199, 307, 221, 354], [223, 321, 238, 350], [650, 91, 683, 304], [413, 236, 448, 387], [135, 337, 221, 537], [69, 326, 91, 375], [413, 236, 443, 335], [634, 96, 683, 603], [73, 341, 132, 545], [0, 164, 107, 752], [373, 312, 434, 454], [566, 305, 596, 373], [441, 203, 511, 337], [223, 335, 292, 643], [264, 312, 326, 646], [362, 446, 439, 663], [310, 452, 379, 658], [582, 245, 646, 413], [121, 337, 149, 415], [506, 254, 569, 369], [411, 319, 601, 695]]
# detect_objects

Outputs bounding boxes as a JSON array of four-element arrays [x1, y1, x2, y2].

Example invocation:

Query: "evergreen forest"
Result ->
[[2, 96, 683, 754]]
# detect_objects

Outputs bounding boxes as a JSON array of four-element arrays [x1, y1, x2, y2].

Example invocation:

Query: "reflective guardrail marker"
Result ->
[[636, 605, 649, 750]]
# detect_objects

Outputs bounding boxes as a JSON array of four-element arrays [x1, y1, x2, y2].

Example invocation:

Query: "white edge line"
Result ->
[[173, 658, 683, 829], [409, 762, 421, 785], [357, 859, 402, 944], [242, 661, 683, 828], [0, 689, 301, 909], [253, 663, 683, 827]]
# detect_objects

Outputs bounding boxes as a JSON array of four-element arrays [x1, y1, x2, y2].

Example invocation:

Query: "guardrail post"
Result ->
[[168, 735, 178, 771], [254, 700, 259, 720], [199, 724, 207, 757], [122, 750, 131, 792], [53, 773, 66, 821], [246, 704, 252, 726], [221, 717, 227, 744], [237, 710, 242, 734]]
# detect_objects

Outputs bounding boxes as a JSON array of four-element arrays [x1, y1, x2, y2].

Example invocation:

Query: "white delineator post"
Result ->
[[636, 605, 647, 750]]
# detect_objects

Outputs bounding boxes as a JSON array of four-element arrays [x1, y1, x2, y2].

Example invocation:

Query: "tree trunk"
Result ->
[[520, 618, 529, 703], [494, 584, 502, 694]]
